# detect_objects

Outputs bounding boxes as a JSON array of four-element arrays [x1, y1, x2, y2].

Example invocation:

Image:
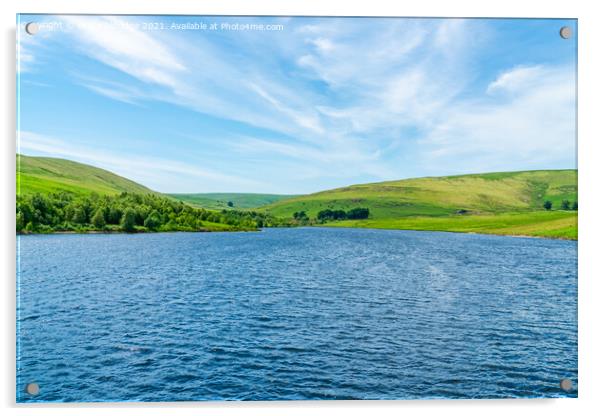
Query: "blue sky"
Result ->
[[17, 15, 577, 194]]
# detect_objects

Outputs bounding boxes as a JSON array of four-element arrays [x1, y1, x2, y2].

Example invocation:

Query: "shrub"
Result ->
[[120, 208, 137, 232], [144, 210, 162, 230], [91, 209, 106, 229]]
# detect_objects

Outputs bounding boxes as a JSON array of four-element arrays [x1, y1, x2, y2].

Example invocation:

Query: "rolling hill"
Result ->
[[15, 155, 285, 233], [261, 170, 577, 218], [260, 170, 578, 239], [168, 193, 298, 210], [17, 154, 154, 196]]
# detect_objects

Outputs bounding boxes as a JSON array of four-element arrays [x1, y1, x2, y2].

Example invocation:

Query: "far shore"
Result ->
[[17, 224, 576, 241], [320, 211, 577, 241], [319, 225, 576, 241], [17, 228, 261, 236]]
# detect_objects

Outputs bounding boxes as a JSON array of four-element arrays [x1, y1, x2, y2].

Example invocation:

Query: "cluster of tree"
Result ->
[[292, 211, 310, 223], [316, 207, 370, 222], [16, 192, 291, 234], [543, 200, 578, 211]]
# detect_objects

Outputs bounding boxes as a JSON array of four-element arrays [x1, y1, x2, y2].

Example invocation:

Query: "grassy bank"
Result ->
[[324, 211, 577, 240]]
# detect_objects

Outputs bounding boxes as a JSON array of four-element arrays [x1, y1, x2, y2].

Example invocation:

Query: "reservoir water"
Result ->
[[17, 227, 577, 401]]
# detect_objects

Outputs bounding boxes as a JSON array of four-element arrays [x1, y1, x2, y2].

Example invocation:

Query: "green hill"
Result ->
[[16, 155, 288, 234], [261, 170, 578, 239], [17, 154, 154, 196], [168, 193, 299, 210], [262, 170, 577, 217]]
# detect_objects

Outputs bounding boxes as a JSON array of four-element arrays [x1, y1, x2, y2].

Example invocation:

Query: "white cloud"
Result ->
[[310, 37, 336, 53], [17, 25, 42, 73], [487, 65, 546, 95], [291, 19, 483, 146], [229, 135, 394, 183], [56, 16, 331, 146], [61, 16, 186, 89], [81, 84, 141, 105], [248, 82, 325, 135], [420, 65, 576, 173], [16, 42, 34, 72]]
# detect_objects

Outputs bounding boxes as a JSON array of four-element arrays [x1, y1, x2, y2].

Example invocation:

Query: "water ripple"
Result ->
[[17, 228, 577, 402]]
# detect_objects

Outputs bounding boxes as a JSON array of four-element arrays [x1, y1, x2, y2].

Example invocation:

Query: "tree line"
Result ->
[[16, 192, 292, 234], [543, 199, 578, 211], [292, 207, 370, 224]]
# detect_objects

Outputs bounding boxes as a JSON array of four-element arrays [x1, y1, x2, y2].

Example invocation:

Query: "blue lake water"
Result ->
[[17, 227, 577, 402]]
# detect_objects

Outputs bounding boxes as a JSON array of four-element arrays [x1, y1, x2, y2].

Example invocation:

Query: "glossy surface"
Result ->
[[17, 228, 577, 402]]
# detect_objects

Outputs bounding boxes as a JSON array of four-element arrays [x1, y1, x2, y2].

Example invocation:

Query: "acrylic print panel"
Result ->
[[16, 15, 577, 402]]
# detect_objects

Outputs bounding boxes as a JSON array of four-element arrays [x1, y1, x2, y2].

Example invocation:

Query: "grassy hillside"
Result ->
[[17, 154, 154, 196], [169, 193, 298, 210], [261, 170, 578, 239], [262, 170, 577, 218]]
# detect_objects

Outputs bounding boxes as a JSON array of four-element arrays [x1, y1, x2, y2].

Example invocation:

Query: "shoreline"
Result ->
[[320, 225, 577, 241], [318, 212, 577, 241], [16, 228, 260, 236], [16, 225, 576, 241]]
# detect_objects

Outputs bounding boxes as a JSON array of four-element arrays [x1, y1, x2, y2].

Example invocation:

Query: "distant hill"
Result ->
[[261, 170, 578, 218], [260, 170, 577, 239], [169, 193, 298, 210], [17, 154, 154, 196]]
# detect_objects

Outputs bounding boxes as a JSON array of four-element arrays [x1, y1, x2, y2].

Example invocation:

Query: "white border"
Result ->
[[2, 1, 601, 415]]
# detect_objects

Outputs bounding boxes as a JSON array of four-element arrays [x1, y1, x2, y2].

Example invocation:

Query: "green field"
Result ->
[[17, 154, 153, 196], [327, 211, 577, 240], [261, 170, 578, 240], [169, 193, 298, 210]]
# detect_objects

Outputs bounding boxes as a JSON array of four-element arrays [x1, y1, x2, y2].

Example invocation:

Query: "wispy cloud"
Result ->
[[487, 65, 547, 95], [16, 27, 39, 73], [70, 73, 148, 105], [17, 18, 64, 74], [61, 16, 186, 88], [420, 64, 576, 173], [18, 131, 264, 193]]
